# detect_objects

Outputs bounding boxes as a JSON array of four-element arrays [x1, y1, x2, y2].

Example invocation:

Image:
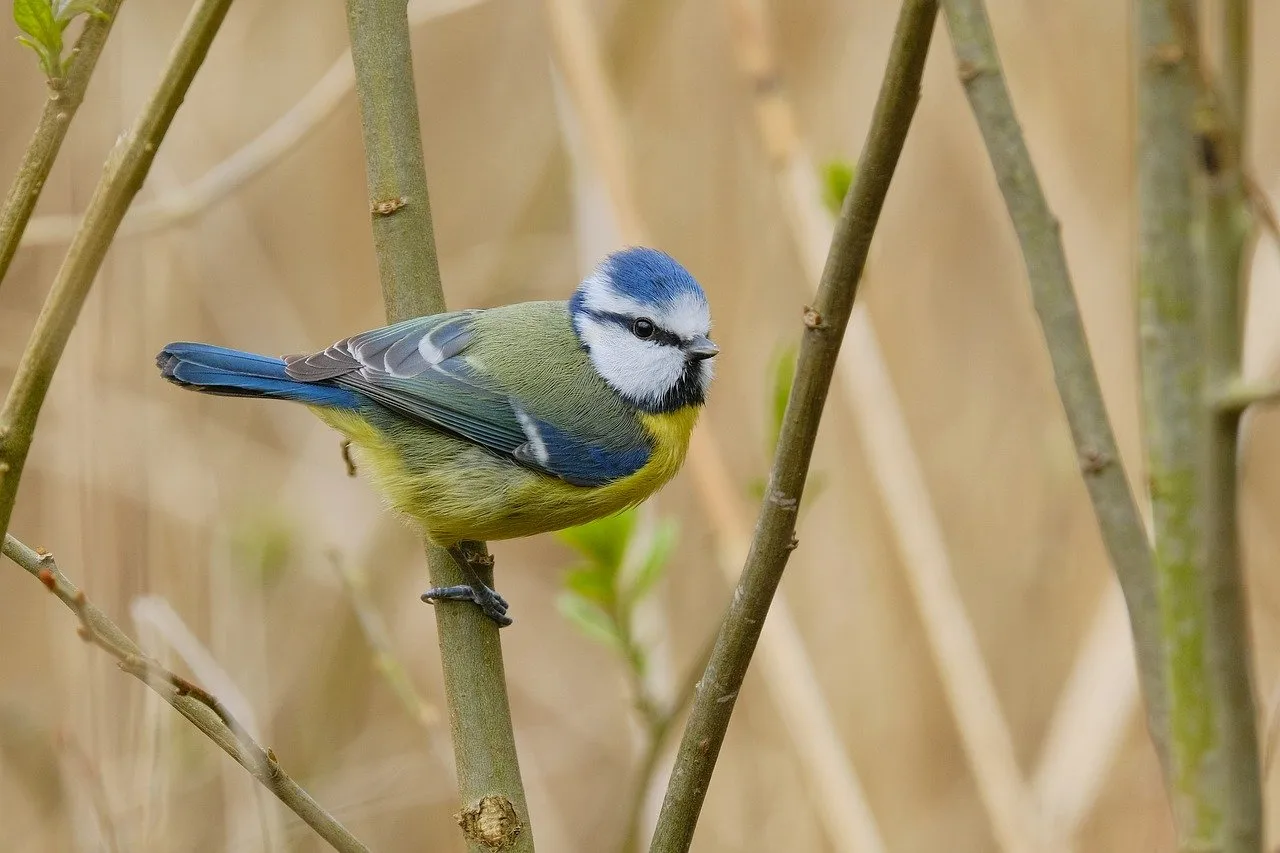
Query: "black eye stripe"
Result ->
[[583, 309, 684, 347]]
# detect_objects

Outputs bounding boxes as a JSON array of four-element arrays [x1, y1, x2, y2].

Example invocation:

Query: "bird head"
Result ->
[[569, 247, 717, 414]]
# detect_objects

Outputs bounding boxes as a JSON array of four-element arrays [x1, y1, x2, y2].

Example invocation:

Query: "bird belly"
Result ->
[[311, 405, 699, 544]]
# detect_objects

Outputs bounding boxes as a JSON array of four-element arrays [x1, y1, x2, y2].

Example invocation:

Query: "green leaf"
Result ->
[[15, 35, 56, 78], [820, 160, 856, 218], [555, 507, 637, 573], [14, 0, 64, 77], [14, 0, 54, 37], [556, 592, 623, 652], [627, 519, 678, 604], [563, 564, 614, 607]]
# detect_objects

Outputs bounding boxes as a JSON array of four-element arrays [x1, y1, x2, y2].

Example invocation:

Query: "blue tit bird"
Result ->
[[156, 246, 717, 626]]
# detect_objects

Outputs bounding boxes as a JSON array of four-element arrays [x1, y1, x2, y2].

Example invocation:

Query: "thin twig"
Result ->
[[1, 534, 370, 853], [343, 1, 531, 850], [940, 0, 1169, 781], [17, 0, 490, 251], [0, 0, 124, 284], [0, 0, 237, 547], [1196, 2, 1262, 848], [649, 3, 936, 849], [1212, 379, 1280, 413]]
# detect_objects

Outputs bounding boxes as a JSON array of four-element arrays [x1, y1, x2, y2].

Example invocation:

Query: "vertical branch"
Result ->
[[0, 0, 236, 547], [1199, 1, 1261, 849], [342, 2, 532, 850], [1135, 0, 1221, 844], [938, 0, 1170, 785], [0, 0, 125, 287], [648, 3, 937, 849]]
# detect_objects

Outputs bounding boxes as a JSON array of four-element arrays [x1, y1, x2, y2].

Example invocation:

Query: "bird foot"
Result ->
[[421, 583, 512, 627]]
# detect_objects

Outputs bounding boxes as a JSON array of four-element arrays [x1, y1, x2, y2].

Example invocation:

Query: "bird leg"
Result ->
[[421, 541, 512, 627]]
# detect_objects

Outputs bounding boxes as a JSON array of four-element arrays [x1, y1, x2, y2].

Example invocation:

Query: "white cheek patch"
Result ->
[[578, 319, 687, 407]]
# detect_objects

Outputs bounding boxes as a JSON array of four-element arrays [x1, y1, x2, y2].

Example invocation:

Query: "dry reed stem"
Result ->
[[1030, 584, 1142, 836], [649, 1, 937, 847], [720, 2, 1070, 849], [0, 0, 236, 550], [130, 594, 285, 850], [0, 0, 125, 283], [1, 535, 370, 853], [331, 554, 442, 732], [542, 0, 884, 849], [551, 74, 835, 851], [18, 0, 490, 250], [845, 315, 1065, 853], [343, 1, 532, 849]]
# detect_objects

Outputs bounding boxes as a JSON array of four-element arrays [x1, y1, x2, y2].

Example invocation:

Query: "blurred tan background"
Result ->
[[3, 0, 1280, 850]]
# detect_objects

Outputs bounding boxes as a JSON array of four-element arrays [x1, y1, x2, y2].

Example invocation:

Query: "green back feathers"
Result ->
[[465, 301, 651, 454]]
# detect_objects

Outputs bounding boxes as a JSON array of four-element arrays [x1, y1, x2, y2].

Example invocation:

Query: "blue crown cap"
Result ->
[[602, 247, 705, 306]]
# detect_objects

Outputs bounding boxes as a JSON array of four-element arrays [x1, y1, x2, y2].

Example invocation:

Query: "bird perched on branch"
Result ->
[[156, 247, 717, 626]]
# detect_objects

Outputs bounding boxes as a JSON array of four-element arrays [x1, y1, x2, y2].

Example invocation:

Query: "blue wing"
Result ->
[[284, 312, 651, 487]]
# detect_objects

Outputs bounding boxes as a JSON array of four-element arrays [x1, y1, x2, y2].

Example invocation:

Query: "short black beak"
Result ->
[[686, 335, 719, 361]]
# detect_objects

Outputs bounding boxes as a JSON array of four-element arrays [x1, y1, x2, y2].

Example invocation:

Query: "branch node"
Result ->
[[802, 305, 824, 328], [956, 58, 997, 85], [766, 489, 798, 511], [456, 795, 523, 850], [1078, 448, 1112, 476], [370, 196, 408, 216]]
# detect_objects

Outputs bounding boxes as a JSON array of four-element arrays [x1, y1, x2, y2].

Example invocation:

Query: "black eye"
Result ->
[[631, 318, 656, 339]]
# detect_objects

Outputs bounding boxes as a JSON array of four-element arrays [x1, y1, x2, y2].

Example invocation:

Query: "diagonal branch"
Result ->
[[939, 0, 1168, 780], [1, 534, 369, 853], [647, 2, 938, 849], [0, 0, 237, 549], [0, 0, 125, 287], [342, 1, 532, 850]]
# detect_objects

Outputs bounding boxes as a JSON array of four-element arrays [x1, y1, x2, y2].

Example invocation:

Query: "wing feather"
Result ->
[[284, 310, 650, 486]]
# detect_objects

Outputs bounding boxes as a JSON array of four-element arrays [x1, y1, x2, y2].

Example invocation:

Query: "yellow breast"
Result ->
[[314, 405, 701, 544]]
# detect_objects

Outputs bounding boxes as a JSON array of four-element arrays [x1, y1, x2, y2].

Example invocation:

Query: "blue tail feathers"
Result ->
[[157, 342, 363, 408]]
